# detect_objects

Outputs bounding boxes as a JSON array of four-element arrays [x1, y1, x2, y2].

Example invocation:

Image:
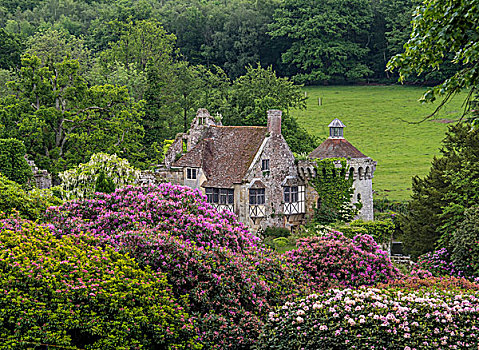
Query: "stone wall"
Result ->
[[25, 157, 52, 189]]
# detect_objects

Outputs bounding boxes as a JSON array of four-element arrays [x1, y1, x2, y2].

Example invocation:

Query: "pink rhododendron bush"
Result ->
[[0, 218, 199, 350], [285, 231, 402, 291], [46, 184, 305, 349], [257, 287, 479, 350]]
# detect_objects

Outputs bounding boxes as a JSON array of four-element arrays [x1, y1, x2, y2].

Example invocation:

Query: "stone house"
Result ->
[[162, 109, 376, 231]]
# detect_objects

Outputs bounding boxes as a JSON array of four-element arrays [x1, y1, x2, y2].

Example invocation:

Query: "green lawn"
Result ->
[[292, 85, 467, 202]]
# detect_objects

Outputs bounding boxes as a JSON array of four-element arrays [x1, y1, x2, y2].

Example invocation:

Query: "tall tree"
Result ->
[[387, 0, 479, 107], [0, 54, 144, 177], [400, 123, 479, 259], [269, 0, 374, 84], [0, 28, 23, 69]]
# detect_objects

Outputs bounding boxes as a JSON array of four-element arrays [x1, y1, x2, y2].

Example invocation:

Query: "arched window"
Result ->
[[348, 167, 354, 180], [357, 193, 361, 202], [365, 166, 370, 179], [358, 167, 364, 180]]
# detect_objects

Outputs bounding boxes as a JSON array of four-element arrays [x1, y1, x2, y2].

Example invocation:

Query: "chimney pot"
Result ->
[[267, 109, 282, 136]]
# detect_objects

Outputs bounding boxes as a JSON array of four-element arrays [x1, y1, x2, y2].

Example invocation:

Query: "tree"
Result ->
[[0, 28, 23, 70], [25, 28, 92, 73], [387, 0, 479, 108], [269, 0, 374, 84], [451, 206, 479, 277], [0, 138, 32, 184], [225, 64, 317, 153], [400, 122, 479, 259], [0, 54, 144, 177]]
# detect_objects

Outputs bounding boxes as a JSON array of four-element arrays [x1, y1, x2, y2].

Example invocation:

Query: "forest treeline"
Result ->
[[0, 0, 454, 84]]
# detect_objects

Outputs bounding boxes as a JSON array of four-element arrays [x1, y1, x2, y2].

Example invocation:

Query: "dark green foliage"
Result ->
[[388, 0, 479, 105], [401, 122, 479, 259], [310, 158, 357, 224], [0, 28, 22, 69], [0, 54, 145, 176], [269, 0, 374, 84], [0, 138, 32, 184], [94, 170, 116, 194], [0, 174, 62, 221], [263, 226, 290, 239], [451, 206, 479, 277]]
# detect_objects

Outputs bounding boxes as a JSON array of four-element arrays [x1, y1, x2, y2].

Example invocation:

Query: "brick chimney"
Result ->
[[267, 109, 282, 136]]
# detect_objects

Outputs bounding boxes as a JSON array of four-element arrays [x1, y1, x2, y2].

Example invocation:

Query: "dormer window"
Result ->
[[261, 159, 269, 171], [186, 168, 197, 180]]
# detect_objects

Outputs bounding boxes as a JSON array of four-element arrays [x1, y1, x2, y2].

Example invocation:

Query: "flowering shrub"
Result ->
[[285, 231, 401, 291], [46, 184, 305, 349], [257, 287, 479, 349], [46, 184, 258, 252], [415, 248, 465, 277], [59, 153, 140, 199], [0, 218, 199, 350], [378, 276, 479, 293]]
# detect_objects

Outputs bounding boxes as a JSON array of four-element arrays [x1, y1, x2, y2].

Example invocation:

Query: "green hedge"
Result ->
[[0, 138, 32, 184], [0, 219, 200, 350], [350, 219, 394, 243]]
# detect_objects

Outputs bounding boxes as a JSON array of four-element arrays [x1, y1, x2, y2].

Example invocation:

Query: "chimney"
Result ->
[[267, 109, 282, 136]]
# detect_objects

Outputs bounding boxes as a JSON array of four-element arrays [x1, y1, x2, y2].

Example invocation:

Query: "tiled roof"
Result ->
[[173, 126, 268, 188], [308, 138, 368, 159]]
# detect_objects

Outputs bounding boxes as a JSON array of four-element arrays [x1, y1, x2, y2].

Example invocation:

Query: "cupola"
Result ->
[[328, 118, 345, 139]]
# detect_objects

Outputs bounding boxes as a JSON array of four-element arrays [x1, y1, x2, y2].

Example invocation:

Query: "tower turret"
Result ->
[[328, 118, 345, 139]]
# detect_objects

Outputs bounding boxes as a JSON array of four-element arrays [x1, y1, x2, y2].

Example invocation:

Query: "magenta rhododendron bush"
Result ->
[[286, 231, 402, 291], [46, 184, 305, 349]]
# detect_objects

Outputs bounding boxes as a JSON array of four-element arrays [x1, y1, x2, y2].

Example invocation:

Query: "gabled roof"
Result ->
[[173, 126, 268, 188], [308, 138, 368, 159]]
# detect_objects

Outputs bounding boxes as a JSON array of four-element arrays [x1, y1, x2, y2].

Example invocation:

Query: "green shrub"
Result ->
[[94, 170, 116, 194], [334, 225, 368, 238], [350, 218, 395, 243], [263, 226, 291, 238], [0, 174, 61, 221], [0, 138, 32, 184], [0, 219, 200, 350]]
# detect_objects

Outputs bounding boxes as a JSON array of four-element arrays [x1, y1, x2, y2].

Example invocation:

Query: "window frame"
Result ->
[[186, 167, 197, 180], [249, 188, 265, 205], [205, 187, 234, 205], [261, 159, 270, 171]]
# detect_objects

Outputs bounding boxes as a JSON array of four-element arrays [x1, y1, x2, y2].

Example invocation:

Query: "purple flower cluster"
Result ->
[[415, 248, 465, 277], [285, 231, 402, 291]]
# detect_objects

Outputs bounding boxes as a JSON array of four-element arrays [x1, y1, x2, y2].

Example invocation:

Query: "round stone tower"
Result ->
[[306, 118, 376, 221]]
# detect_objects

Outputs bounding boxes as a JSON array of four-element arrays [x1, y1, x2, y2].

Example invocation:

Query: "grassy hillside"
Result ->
[[292, 85, 467, 202]]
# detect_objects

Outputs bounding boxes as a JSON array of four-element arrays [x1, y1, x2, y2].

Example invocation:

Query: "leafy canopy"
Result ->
[[388, 0, 479, 108]]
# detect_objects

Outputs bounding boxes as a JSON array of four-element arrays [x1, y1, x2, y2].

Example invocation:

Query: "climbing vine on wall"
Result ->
[[309, 158, 359, 224]]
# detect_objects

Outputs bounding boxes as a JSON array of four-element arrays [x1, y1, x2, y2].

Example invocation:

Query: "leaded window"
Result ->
[[205, 188, 234, 204], [283, 186, 298, 203], [249, 188, 265, 205]]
